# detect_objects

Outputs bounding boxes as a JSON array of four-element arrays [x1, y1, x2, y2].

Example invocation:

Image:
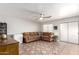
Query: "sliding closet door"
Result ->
[[60, 23, 68, 42], [68, 22, 79, 44]]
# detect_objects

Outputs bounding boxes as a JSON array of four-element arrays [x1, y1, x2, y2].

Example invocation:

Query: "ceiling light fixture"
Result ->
[[40, 17, 43, 20]]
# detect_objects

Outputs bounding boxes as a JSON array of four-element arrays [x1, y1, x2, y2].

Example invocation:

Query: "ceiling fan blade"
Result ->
[[43, 16, 52, 18]]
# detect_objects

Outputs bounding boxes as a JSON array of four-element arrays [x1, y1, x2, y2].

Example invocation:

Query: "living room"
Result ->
[[0, 3, 79, 55]]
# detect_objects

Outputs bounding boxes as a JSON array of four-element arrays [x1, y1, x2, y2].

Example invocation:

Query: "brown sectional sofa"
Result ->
[[41, 32, 54, 42], [23, 32, 55, 43], [23, 32, 40, 43]]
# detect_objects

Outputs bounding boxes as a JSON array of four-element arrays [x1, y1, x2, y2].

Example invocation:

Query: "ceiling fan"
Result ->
[[38, 13, 52, 21], [19, 8, 52, 21]]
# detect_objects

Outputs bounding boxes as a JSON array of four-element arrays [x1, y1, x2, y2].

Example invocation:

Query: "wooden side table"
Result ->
[[0, 39, 19, 55]]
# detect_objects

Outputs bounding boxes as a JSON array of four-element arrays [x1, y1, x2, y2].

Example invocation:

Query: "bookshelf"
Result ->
[[0, 23, 7, 35]]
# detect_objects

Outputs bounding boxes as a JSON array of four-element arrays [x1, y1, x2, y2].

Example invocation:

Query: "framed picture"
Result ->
[[54, 26, 57, 30]]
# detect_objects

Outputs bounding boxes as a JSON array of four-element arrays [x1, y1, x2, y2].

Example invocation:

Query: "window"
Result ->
[[43, 24, 53, 32]]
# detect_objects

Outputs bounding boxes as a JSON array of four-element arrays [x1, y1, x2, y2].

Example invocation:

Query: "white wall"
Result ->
[[0, 17, 41, 43], [0, 17, 41, 35], [42, 16, 79, 40]]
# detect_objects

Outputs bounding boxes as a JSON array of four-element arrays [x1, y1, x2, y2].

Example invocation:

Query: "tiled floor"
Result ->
[[19, 41, 79, 55]]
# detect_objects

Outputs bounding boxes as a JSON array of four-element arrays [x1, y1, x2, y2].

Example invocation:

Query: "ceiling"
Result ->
[[0, 3, 79, 23]]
